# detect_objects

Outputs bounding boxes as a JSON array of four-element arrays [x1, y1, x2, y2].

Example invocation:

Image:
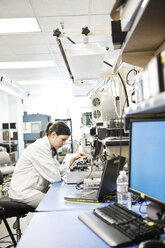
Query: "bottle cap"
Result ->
[[120, 170, 126, 176]]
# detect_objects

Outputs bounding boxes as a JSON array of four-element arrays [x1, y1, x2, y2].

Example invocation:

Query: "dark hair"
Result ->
[[44, 121, 70, 137]]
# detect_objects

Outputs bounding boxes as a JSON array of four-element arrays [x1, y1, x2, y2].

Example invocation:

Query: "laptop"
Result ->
[[64, 156, 126, 203]]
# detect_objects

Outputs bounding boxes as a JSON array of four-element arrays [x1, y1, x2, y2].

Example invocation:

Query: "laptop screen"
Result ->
[[97, 156, 125, 201]]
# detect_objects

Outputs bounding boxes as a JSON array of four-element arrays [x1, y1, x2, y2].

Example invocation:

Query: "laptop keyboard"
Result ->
[[81, 190, 98, 198]]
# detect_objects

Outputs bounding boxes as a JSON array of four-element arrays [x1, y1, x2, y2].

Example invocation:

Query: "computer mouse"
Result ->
[[138, 240, 165, 248]]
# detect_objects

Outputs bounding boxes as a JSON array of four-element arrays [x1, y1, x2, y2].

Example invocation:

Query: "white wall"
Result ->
[[0, 85, 92, 155], [0, 92, 24, 156], [23, 84, 92, 141], [0, 92, 9, 124], [0, 92, 9, 141], [16, 98, 25, 156]]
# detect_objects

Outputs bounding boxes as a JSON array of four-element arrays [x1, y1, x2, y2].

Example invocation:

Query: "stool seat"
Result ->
[[0, 196, 35, 218], [0, 196, 35, 246], [0, 170, 35, 246]]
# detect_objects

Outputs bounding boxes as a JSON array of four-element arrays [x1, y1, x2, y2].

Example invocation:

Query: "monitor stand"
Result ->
[[147, 202, 165, 224]]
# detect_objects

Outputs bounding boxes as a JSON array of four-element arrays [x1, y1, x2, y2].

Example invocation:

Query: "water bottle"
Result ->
[[116, 170, 129, 207]]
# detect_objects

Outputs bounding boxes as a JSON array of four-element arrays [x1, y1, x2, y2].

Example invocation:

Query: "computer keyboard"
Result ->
[[93, 203, 164, 244]]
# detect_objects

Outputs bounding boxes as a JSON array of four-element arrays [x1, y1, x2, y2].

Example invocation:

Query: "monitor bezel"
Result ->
[[128, 117, 165, 207]]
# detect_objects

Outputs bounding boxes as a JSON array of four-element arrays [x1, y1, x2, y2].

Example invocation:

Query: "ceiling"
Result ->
[[0, 0, 116, 96]]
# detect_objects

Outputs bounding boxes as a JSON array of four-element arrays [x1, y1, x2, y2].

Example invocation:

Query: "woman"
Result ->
[[9, 121, 85, 208]]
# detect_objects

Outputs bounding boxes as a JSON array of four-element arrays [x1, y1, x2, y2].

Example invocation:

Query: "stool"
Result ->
[[0, 197, 35, 246], [0, 171, 35, 246]]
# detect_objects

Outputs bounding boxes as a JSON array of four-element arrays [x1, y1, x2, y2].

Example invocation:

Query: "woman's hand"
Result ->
[[69, 152, 86, 166]]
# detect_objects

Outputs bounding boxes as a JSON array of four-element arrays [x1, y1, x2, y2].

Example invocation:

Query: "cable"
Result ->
[[0, 234, 13, 241], [117, 72, 129, 107], [139, 200, 149, 215], [126, 68, 137, 86], [103, 61, 113, 68], [5, 245, 15, 248], [66, 37, 76, 44], [75, 181, 84, 190], [95, 78, 107, 93], [108, 78, 120, 118], [87, 78, 104, 96], [86, 159, 94, 179], [101, 77, 111, 92], [111, 77, 118, 97], [119, 116, 123, 159], [121, 88, 134, 117], [103, 61, 129, 107]]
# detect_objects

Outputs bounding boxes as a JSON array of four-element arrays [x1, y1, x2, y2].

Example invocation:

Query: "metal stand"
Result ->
[[0, 207, 17, 247]]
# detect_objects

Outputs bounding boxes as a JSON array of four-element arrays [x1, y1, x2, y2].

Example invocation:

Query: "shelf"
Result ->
[[125, 91, 165, 116], [114, 0, 165, 70], [107, 128, 124, 130], [105, 138, 129, 146]]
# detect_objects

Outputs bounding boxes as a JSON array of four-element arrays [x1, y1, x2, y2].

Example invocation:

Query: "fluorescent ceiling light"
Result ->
[[0, 84, 18, 96], [0, 77, 27, 98], [0, 18, 40, 34], [0, 84, 24, 98], [18, 79, 69, 85], [0, 61, 55, 69]]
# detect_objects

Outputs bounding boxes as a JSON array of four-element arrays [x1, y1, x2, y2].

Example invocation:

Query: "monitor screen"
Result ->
[[129, 118, 165, 205]]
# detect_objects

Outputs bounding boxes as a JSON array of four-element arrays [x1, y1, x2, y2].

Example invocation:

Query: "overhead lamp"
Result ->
[[0, 77, 28, 98], [53, 27, 106, 82], [65, 43, 105, 81], [0, 84, 21, 98], [0, 18, 40, 34], [0, 60, 55, 69]]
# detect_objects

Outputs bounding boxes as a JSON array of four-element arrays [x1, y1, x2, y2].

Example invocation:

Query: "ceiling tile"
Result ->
[[91, 0, 115, 14], [0, 54, 53, 62], [0, 46, 14, 55], [0, 0, 34, 17], [90, 15, 111, 28], [11, 44, 51, 55], [0, 0, 113, 94], [31, 0, 89, 16], [0, 37, 5, 45], [0, 33, 46, 45], [38, 16, 89, 33]]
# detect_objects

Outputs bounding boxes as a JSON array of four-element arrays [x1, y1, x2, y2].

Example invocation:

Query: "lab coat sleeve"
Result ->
[[56, 159, 69, 177], [26, 144, 69, 183]]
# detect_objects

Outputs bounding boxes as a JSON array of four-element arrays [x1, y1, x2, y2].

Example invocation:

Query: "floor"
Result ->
[[0, 212, 34, 248]]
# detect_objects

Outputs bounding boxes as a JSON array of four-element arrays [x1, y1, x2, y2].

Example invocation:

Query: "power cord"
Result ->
[[75, 181, 84, 190]]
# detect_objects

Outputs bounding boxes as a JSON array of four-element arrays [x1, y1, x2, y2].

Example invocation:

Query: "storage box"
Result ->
[[2, 131, 9, 141]]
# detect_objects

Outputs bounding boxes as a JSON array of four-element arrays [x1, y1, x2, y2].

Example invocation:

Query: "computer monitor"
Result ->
[[128, 118, 165, 221]]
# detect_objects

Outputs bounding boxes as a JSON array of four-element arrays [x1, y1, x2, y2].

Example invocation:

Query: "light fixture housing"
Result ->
[[0, 77, 27, 98], [65, 43, 105, 81]]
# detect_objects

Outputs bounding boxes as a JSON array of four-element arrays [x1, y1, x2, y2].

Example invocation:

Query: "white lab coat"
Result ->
[[9, 136, 69, 201]]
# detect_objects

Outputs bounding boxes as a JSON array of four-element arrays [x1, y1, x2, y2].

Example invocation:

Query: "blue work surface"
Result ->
[[37, 180, 108, 211], [16, 209, 137, 248]]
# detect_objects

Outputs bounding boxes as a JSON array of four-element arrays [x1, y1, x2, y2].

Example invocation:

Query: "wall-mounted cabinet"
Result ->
[[23, 112, 51, 147]]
